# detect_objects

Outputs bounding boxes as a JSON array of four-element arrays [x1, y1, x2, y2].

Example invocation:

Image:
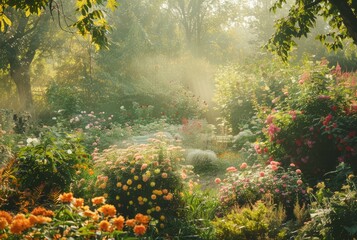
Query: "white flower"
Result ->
[[26, 138, 40, 146], [67, 149, 73, 154]]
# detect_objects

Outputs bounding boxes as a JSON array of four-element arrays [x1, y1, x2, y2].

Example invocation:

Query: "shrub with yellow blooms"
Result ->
[[93, 133, 190, 232]]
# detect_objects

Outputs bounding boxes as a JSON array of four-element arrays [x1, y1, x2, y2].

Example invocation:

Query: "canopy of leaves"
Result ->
[[267, 0, 357, 61], [0, 0, 118, 49]]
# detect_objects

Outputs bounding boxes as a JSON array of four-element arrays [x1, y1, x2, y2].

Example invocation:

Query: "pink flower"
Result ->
[[259, 172, 265, 177], [297, 179, 303, 185], [141, 164, 148, 171], [240, 162, 248, 170], [254, 144, 262, 154], [275, 189, 280, 193], [289, 163, 295, 167], [226, 166, 237, 173], [296, 169, 302, 174], [271, 165, 279, 171], [215, 178, 221, 184]]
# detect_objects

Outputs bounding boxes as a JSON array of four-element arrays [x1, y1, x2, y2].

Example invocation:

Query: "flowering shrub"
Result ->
[[93, 133, 191, 233], [217, 162, 308, 216], [259, 62, 357, 180], [14, 127, 92, 206], [0, 193, 152, 239]]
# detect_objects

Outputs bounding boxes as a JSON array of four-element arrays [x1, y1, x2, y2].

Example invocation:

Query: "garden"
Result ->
[[1, 0, 357, 239]]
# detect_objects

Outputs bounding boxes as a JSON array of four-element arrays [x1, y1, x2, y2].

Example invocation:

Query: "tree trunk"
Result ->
[[329, 0, 357, 45], [10, 63, 33, 110]]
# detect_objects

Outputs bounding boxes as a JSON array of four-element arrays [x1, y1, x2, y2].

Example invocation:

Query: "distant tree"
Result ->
[[267, 0, 357, 61]]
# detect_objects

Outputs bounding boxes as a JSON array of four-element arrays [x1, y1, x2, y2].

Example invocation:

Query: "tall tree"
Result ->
[[0, 11, 50, 109], [267, 0, 357, 61]]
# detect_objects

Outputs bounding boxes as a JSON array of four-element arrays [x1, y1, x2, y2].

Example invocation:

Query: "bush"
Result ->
[[186, 149, 218, 174], [93, 133, 192, 234], [14, 127, 92, 205], [298, 174, 357, 239], [259, 62, 357, 182], [212, 201, 287, 240], [217, 162, 308, 217]]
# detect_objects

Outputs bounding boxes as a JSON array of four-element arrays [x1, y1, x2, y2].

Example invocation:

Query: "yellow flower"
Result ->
[[137, 184, 142, 189], [159, 215, 165, 221], [116, 182, 122, 188], [127, 179, 133, 185], [348, 174, 354, 180], [151, 194, 157, 200], [155, 206, 161, 212], [316, 182, 325, 189], [122, 185, 129, 191], [134, 176, 139, 180]]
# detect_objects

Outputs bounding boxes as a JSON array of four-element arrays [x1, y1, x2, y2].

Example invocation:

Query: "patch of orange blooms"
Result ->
[[0, 193, 151, 238]]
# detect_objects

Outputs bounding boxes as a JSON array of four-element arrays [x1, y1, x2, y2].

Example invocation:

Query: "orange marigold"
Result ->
[[0, 211, 12, 224], [10, 217, 31, 234], [125, 219, 136, 227], [58, 192, 73, 203], [135, 214, 150, 225], [112, 216, 125, 231], [31, 207, 54, 217], [0, 217, 8, 230], [133, 224, 146, 236], [99, 220, 110, 232], [29, 215, 52, 225], [98, 204, 116, 217], [73, 198, 85, 208], [92, 196, 105, 205]]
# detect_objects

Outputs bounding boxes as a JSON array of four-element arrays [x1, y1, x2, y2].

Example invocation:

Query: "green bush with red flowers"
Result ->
[[258, 61, 357, 182]]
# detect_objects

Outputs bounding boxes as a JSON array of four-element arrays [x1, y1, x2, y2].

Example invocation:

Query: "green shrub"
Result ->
[[298, 174, 357, 239], [212, 201, 287, 240], [15, 127, 92, 204], [186, 149, 218, 174]]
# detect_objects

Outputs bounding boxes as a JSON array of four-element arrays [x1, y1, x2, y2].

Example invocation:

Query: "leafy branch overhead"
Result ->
[[266, 0, 357, 61], [0, 0, 118, 49]]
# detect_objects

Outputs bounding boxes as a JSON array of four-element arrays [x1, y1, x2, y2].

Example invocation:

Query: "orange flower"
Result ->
[[112, 216, 125, 230], [10, 216, 31, 234], [73, 198, 84, 208], [59, 192, 73, 203], [0, 211, 12, 224], [29, 215, 51, 225], [140, 215, 150, 225], [98, 204, 116, 217], [0, 217, 8, 230], [125, 219, 136, 227], [133, 224, 146, 236], [31, 207, 54, 217], [99, 220, 110, 232], [83, 209, 97, 219], [92, 196, 105, 205]]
